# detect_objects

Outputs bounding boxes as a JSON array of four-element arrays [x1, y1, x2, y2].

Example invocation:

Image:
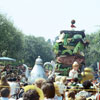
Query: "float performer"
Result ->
[[69, 61, 79, 79]]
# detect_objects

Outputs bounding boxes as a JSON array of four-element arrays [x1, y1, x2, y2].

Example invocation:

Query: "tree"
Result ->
[[0, 14, 24, 59], [85, 30, 100, 66], [23, 36, 54, 66], [0, 13, 54, 66]]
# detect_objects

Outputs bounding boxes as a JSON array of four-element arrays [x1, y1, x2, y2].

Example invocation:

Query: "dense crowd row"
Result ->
[[0, 68, 100, 100]]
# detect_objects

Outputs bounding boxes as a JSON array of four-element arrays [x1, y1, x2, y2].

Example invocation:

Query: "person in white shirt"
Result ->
[[69, 61, 79, 79], [8, 78, 20, 99]]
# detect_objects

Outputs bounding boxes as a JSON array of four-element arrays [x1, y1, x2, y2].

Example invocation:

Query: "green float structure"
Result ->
[[53, 20, 89, 76]]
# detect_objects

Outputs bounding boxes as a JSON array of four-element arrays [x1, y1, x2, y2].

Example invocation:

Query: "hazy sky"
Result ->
[[0, 0, 100, 40]]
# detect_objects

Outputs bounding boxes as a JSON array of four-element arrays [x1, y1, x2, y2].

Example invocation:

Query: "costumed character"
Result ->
[[81, 67, 94, 83], [69, 61, 79, 79]]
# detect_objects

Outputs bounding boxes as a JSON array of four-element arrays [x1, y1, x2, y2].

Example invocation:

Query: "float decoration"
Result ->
[[53, 20, 89, 75]]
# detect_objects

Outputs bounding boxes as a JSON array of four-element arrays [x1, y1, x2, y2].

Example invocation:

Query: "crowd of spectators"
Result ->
[[0, 64, 100, 100]]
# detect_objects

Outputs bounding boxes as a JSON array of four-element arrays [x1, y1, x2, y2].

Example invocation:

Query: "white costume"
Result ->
[[69, 69, 78, 78]]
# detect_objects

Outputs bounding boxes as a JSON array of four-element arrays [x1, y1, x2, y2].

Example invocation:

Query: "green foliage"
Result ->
[[85, 30, 100, 65], [2, 12, 100, 67], [23, 36, 54, 66], [0, 13, 54, 66], [0, 14, 24, 59]]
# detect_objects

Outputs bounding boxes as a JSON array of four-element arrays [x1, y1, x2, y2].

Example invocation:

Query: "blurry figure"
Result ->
[[20, 74, 27, 83], [8, 78, 20, 99], [81, 67, 94, 83], [23, 89, 40, 100], [0, 88, 15, 100], [54, 76, 67, 100], [35, 78, 46, 88], [67, 91, 75, 100], [75, 96, 86, 100], [69, 78, 79, 87], [98, 72, 100, 82], [41, 82, 56, 100], [23, 85, 44, 100], [0, 76, 10, 91], [75, 80, 92, 98], [69, 61, 79, 79]]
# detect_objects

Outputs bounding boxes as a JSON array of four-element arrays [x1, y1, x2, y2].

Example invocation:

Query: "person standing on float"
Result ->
[[69, 61, 79, 79]]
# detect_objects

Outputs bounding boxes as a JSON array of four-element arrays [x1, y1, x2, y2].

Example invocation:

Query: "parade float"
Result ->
[[23, 20, 92, 83], [53, 20, 89, 76]]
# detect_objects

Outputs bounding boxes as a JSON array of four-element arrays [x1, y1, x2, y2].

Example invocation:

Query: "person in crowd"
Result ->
[[68, 78, 80, 87], [35, 78, 46, 88], [23, 89, 40, 100], [20, 74, 27, 83], [75, 96, 86, 100], [66, 91, 75, 100], [54, 83, 63, 100], [47, 76, 55, 83], [0, 76, 10, 91], [18, 83, 28, 98], [60, 76, 67, 85], [75, 80, 92, 98], [41, 82, 56, 100], [8, 78, 20, 99], [54, 76, 66, 100], [0, 88, 15, 100], [21, 85, 44, 100]]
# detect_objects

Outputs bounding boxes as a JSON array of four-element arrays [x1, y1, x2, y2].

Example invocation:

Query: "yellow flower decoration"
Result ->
[[23, 85, 44, 100]]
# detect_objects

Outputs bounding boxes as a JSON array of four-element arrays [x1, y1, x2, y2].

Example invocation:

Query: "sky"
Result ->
[[0, 0, 100, 40]]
